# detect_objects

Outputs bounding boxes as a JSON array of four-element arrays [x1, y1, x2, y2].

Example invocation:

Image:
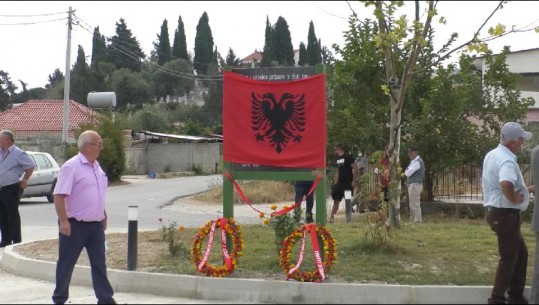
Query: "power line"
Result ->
[[0, 11, 68, 17], [0, 17, 67, 26]]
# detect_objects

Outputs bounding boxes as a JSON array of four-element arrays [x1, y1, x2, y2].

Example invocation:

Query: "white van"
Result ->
[[21, 151, 60, 202]]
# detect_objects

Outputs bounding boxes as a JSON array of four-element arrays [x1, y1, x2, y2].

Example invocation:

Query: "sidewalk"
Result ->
[[0, 225, 528, 304]]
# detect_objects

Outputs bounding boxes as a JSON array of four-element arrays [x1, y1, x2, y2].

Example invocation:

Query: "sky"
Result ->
[[1, 1, 539, 90]]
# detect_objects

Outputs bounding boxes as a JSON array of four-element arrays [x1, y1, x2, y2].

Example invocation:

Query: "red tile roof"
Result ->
[[0, 100, 96, 137], [241, 51, 263, 62]]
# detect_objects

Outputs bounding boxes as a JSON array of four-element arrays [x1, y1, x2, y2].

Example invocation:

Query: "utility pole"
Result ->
[[61, 7, 73, 145]]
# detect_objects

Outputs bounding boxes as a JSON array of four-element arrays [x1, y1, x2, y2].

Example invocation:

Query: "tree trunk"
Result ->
[[388, 90, 402, 228]]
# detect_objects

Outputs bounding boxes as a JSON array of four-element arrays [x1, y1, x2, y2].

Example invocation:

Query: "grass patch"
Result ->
[[144, 213, 538, 285], [194, 179, 295, 204]]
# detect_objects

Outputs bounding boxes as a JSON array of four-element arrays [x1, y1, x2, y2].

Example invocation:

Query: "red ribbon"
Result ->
[[220, 218, 233, 271], [223, 171, 321, 217], [309, 224, 326, 282], [198, 217, 233, 272], [198, 220, 217, 272], [286, 224, 326, 282]]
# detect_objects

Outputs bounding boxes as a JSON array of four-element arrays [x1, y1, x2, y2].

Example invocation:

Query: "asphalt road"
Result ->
[[0, 174, 253, 304]]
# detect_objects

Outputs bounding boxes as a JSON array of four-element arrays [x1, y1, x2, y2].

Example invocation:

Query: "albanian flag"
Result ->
[[223, 70, 326, 168]]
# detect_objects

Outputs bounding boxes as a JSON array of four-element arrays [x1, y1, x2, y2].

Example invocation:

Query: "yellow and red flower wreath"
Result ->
[[279, 224, 337, 282], [191, 217, 244, 277]]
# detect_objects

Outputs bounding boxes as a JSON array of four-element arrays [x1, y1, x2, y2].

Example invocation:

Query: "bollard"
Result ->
[[127, 205, 138, 271], [345, 190, 352, 223]]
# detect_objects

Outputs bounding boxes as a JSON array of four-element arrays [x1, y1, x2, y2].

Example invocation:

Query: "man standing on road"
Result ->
[[404, 145, 424, 223], [482, 122, 534, 305], [329, 144, 358, 223], [52, 130, 117, 305], [0, 130, 35, 247]]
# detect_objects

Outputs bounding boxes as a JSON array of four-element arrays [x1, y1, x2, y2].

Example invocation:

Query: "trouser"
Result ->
[[407, 183, 423, 222], [0, 183, 22, 244], [52, 218, 115, 304], [486, 208, 528, 304], [295, 184, 314, 215]]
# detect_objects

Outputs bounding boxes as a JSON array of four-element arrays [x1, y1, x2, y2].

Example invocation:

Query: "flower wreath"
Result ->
[[279, 223, 337, 282], [191, 217, 244, 277]]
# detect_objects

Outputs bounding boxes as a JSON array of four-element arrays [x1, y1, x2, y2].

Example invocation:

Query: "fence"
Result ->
[[362, 164, 533, 203]]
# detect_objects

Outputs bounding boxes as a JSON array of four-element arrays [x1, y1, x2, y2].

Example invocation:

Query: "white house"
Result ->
[[472, 48, 539, 123]]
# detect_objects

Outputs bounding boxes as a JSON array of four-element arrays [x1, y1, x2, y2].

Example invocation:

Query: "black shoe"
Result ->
[[97, 298, 117, 304], [0, 241, 11, 247], [507, 295, 528, 304]]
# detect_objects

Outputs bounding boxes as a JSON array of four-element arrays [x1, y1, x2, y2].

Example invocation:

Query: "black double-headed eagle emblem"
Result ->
[[251, 92, 306, 154]]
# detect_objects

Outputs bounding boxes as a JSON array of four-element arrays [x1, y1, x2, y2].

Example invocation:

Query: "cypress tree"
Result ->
[[70, 45, 93, 105], [91, 26, 108, 68], [298, 42, 308, 66], [193, 12, 214, 80], [172, 15, 189, 61], [153, 19, 173, 66], [274, 16, 295, 66], [225, 48, 240, 67], [260, 16, 275, 67], [307, 21, 322, 66]]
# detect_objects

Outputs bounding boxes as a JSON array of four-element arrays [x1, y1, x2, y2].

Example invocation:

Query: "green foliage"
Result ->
[[273, 16, 295, 66], [111, 68, 152, 108], [151, 58, 195, 100], [108, 18, 146, 72], [91, 26, 109, 68], [191, 164, 204, 175], [159, 219, 189, 257], [172, 16, 189, 61], [261, 16, 276, 67], [130, 103, 170, 133], [155, 19, 173, 66], [225, 48, 240, 67], [328, 18, 388, 157], [193, 12, 214, 78], [307, 21, 322, 66], [75, 114, 126, 183], [70, 45, 93, 105], [298, 42, 308, 66], [268, 211, 300, 255]]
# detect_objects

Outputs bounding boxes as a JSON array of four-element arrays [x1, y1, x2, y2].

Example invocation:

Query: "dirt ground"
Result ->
[[12, 195, 316, 272]]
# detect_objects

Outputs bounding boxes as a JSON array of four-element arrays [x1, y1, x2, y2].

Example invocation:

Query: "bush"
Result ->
[[75, 114, 126, 183]]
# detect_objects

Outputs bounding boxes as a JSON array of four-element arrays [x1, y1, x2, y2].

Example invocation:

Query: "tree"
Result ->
[[153, 19, 173, 66], [151, 58, 195, 100], [172, 15, 189, 61], [107, 18, 146, 72], [298, 42, 308, 66], [46, 69, 64, 89], [273, 16, 295, 66], [110, 68, 151, 108], [261, 16, 276, 67], [193, 12, 214, 82], [321, 45, 335, 68], [403, 49, 533, 202], [329, 19, 388, 163], [0, 70, 17, 110], [362, 0, 538, 227], [91, 26, 109, 68], [70, 45, 93, 105], [203, 47, 223, 125], [307, 21, 322, 66], [225, 48, 240, 67]]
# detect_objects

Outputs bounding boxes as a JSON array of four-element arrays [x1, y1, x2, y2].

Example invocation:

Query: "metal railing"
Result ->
[[361, 164, 533, 203]]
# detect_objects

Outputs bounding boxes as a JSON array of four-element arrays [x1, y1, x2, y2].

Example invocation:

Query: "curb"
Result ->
[[0, 243, 524, 304]]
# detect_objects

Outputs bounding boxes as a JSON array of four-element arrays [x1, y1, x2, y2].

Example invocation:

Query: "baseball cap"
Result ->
[[407, 145, 419, 152], [500, 122, 532, 141]]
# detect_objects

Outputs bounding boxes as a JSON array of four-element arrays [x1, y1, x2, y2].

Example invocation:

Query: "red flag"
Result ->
[[223, 70, 326, 168]]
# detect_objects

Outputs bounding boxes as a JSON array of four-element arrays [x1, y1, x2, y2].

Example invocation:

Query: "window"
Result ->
[[34, 154, 52, 170]]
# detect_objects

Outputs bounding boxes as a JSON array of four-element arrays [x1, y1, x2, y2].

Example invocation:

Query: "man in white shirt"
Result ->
[[404, 145, 424, 223], [482, 122, 534, 304]]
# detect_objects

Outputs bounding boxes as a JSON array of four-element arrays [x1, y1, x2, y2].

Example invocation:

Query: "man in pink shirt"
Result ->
[[52, 130, 117, 305]]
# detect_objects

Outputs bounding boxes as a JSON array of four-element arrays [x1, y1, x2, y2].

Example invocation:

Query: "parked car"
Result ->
[[20, 151, 60, 203]]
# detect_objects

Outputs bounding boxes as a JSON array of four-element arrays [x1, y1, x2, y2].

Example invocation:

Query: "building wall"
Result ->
[[140, 143, 221, 175], [18, 141, 221, 176]]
